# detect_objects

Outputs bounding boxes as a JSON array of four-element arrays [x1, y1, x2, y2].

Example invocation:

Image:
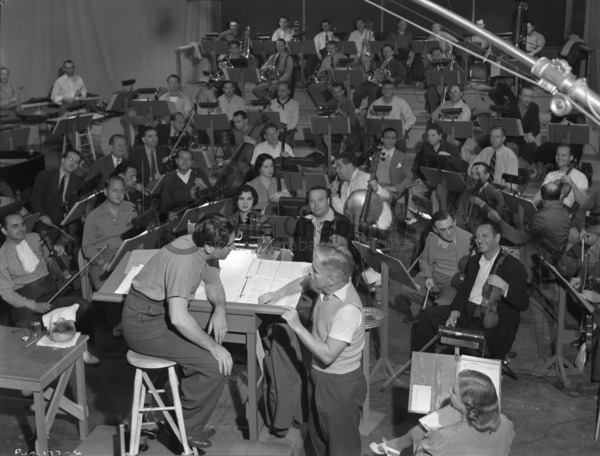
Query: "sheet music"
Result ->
[[124, 249, 159, 274], [115, 264, 145, 294], [194, 250, 256, 301], [458, 355, 502, 398], [410, 384, 432, 414]]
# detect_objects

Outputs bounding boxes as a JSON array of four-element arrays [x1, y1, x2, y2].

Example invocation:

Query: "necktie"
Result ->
[[58, 175, 66, 203], [150, 150, 158, 178], [490, 151, 497, 180]]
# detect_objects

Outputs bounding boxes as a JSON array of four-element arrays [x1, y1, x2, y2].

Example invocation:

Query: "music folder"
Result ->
[[496, 117, 524, 137], [192, 113, 230, 131], [107, 225, 164, 271], [352, 241, 417, 291], [174, 199, 230, 234], [438, 120, 474, 139], [420, 167, 466, 193], [288, 41, 317, 56], [61, 192, 101, 226], [547, 123, 590, 145]]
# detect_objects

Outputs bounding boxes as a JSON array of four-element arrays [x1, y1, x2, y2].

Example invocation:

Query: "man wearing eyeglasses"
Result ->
[[400, 210, 472, 321], [431, 84, 471, 122]]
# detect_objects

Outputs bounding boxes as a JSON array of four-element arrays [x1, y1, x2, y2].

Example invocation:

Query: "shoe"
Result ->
[[187, 434, 212, 449], [270, 427, 289, 438], [83, 351, 100, 365], [576, 382, 599, 394], [112, 323, 123, 338]]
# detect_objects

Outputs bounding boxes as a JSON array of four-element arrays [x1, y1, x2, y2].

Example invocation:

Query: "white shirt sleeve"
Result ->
[[327, 305, 362, 344]]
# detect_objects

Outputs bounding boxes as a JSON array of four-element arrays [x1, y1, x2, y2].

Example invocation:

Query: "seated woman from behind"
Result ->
[[372, 369, 515, 456]]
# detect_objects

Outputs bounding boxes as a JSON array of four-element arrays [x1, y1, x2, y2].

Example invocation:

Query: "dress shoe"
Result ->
[[187, 434, 212, 449], [576, 382, 599, 394], [270, 427, 289, 438], [112, 322, 123, 338], [83, 351, 100, 365]]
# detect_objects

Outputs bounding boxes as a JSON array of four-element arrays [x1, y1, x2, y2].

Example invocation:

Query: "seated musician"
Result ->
[[156, 112, 193, 148], [121, 213, 236, 450], [233, 184, 261, 225], [258, 244, 366, 453], [373, 370, 514, 456], [159, 74, 194, 117], [212, 40, 250, 98], [270, 82, 299, 146], [468, 18, 491, 51], [229, 110, 260, 163], [331, 153, 393, 230], [129, 126, 170, 187], [348, 17, 375, 61], [487, 182, 571, 282], [352, 44, 406, 111], [401, 210, 472, 320], [114, 160, 153, 212], [427, 23, 458, 60], [366, 80, 416, 152], [424, 47, 451, 113], [293, 186, 354, 263], [413, 123, 466, 181], [413, 220, 529, 359], [387, 19, 413, 61], [456, 162, 505, 228], [374, 127, 413, 205], [82, 175, 136, 337], [218, 80, 246, 121], [431, 84, 472, 122], [0, 66, 20, 110], [30, 149, 84, 228], [247, 154, 291, 212], [50, 60, 87, 106], [573, 188, 600, 241], [159, 149, 211, 222], [532, 144, 588, 210], [252, 39, 294, 100], [88, 134, 128, 183], [314, 20, 338, 62], [271, 16, 294, 42], [470, 125, 519, 191], [250, 122, 294, 165], [217, 19, 244, 43], [0, 211, 99, 364], [503, 85, 540, 165], [574, 282, 600, 394]]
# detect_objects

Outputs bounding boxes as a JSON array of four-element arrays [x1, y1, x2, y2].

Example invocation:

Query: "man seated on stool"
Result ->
[[293, 187, 354, 263], [400, 210, 472, 321], [259, 244, 366, 456], [82, 175, 137, 337], [122, 213, 236, 450], [412, 220, 529, 359], [0, 211, 99, 364], [159, 149, 211, 224]]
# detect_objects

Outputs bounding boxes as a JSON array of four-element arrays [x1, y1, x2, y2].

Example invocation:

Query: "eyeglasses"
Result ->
[[437, 224, 456, 234], [65, 157, 81, 164], [449, 90, 461, 94]]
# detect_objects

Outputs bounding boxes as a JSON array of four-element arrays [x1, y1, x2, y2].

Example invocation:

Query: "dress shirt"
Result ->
[[218, 29, 244, 42], [218, 94, 246, 120], [348, 29, 375, 55], [367, 96, 416, 133], [176, 169, 192, 185], [431, 99, 472, 121], [470, 145, 519, 189], [250, 141, 294, 164], [159, 91, 194, 116], [270, 97, 299, 130], [272, 27, 293, 42], [314, 31, 337, 52], [263, 52, 294, 82], [318, 52, 346, 72], [51, 74, 87, 104], [427, 31, 458, 56], [542, 169, 588, 208], [468, 249, 504, 305]]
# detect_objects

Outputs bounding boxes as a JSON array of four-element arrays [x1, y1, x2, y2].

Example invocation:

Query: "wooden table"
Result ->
[[0, 325, 89, 455], [94, 251, 286, 440]]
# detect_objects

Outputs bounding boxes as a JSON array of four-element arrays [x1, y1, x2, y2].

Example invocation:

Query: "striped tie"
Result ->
[[490, 151, 497, 181]]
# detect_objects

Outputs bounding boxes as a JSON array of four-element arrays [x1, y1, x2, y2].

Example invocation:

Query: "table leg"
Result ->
[[75, 355, 89, 438], [33, 391, 49, 456], [246, 330, 258, 440]]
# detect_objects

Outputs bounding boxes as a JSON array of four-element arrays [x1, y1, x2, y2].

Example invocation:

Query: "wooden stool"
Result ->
[[126, 350, 194, 456], [362, 307, 386, 426]]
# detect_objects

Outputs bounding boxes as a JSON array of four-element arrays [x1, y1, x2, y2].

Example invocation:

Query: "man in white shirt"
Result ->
[[470, 126, 519, 190], [250, 122, 294, 164], [271, 16, 294, 42], [331, 154, 393, 229], [533, 144, 588, 209], [348, 18, 375, 57], [159, 74, 194, 117], [270, 82, 299, 145], [314, 19, 338, 61], [218, 80, 246, 120], [431, 84, 472, 121], [51, 60, 87, 105], [367, 80, 416, 142]]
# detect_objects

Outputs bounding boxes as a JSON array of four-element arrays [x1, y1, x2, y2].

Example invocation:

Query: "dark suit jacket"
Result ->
[[292, 212, 354, 263], [413, 141, 467, 179], [30, 168, 84, 225], [387, 148, 413, 198], [505, 101, 540, 137], [158, 169, 211, 215], [129, 145, 170, 186], [450, 251, 529, 357], [88, 154, 117, 183], [379, 58, 406, 85], [155, 124, 172, 147]]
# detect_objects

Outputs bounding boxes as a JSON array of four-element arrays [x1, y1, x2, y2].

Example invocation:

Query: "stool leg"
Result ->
[[168, 367, 194, 455], [129, 369, 143, 456], [142, 371, 181, 446], [362, 329, 371, 425]]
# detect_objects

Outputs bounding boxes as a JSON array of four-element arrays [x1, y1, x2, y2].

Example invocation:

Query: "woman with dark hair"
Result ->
[[233, 184, 260, 224], [247, 154, 291, 211], [412, 123, 467, 180], [371, 370, 514, 455]]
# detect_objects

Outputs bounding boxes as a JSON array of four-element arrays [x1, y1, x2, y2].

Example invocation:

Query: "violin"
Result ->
[[39, 230, 80, 291], [476, 252, 509, 329], [554, 161, 577, 203]]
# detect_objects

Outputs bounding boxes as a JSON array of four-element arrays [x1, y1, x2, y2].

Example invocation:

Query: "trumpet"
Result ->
[[241, 26, 251, 59]]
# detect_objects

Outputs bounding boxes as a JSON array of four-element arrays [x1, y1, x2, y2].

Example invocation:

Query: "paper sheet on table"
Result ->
[[125, 249, 159, 274], [115, 264, 145, 294], [458, 355, 502, 399], [195, 250, 256, 301], [410, 384, 432, 414]]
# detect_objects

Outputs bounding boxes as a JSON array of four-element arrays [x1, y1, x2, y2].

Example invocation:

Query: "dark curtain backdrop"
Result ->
[[0, 0, 219, 100]]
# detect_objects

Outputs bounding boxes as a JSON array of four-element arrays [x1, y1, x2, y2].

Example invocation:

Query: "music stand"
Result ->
[[310, 116, 350, 173], [251, 41, 275, 56], [191, 149, 211, 171], [353, 241, 416, 384], [370, 41, 398, 55], [200, 41, 229, 68], [224, 68, 262, 103], [193, 113, 231, 166], [438, 120, 474, 140], [132, 100, 171, 118], [288, 172, 330, 198], [411, 40, 438, 56], [477, 115, 497, 135], [332, 68, 365, 94], [105, 91, 135, 113], [335, 40, 358, 55], [426, 69, 461, 88], [263, 215, 298, 241], [497, 118, 524, 137], [61, 191, 101, 226], [547, 123, 590, 145], [365, 118, 403, 137], [107, 226, 162, 271], [421, 167, 466, 211], [247, 110, 282, 128], [49, 114, 94, 145], [501, 191, 538, 227], [0, 127, 30, 150], [174, 199, 230, 233]]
